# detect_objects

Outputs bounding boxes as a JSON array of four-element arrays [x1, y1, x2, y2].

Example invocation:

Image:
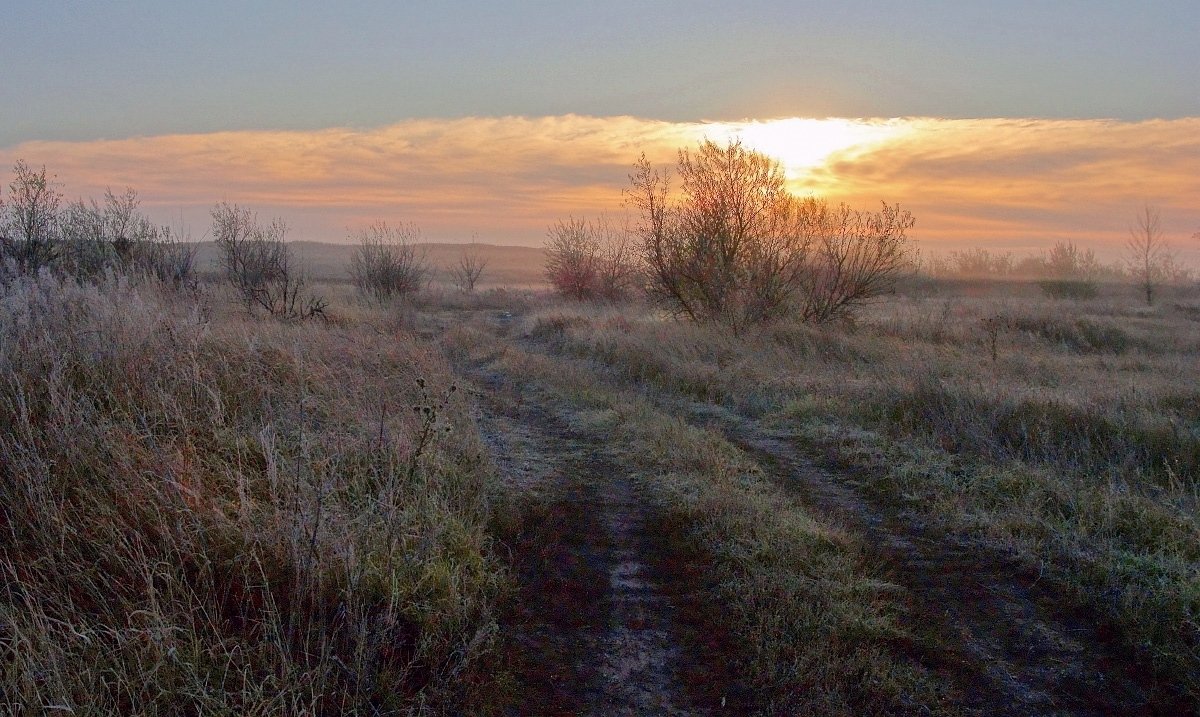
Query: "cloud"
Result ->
[[1, 115, 1197, 260], [0, 116, 710, 242], [819, 118, 1200, 256]]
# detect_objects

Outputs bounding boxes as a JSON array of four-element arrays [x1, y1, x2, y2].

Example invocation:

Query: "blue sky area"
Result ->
[[3, 0, 1198, 145]]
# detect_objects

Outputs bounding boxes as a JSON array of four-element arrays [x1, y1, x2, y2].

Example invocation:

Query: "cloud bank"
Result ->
[[2, 115, 1197, 259]]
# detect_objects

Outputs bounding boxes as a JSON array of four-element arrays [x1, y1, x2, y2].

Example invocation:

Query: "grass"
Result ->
[[511, 283, 1200, 699], [4, 259, 1197, 713], [0, 274, 504, 715]]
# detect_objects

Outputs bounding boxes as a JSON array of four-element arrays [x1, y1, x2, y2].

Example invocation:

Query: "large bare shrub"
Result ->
[[212, 202, 324, 319], [591, 217, 640, 301], [545, 217, 598, 300], [348, 221, 429, 302], [544, 215, 637, 301], [628, 141, 805, 326], [627, 139, 913, 327], [797, 200, 916, 323]]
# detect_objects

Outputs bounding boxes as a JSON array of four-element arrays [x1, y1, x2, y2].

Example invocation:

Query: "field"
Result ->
[[2, 260, 1198, 715]]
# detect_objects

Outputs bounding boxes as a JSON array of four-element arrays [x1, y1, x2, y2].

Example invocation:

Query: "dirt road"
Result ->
[[464, 367, 750, 715]]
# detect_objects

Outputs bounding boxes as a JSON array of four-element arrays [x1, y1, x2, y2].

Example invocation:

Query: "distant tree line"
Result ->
[[922, 205, 1193, 304]]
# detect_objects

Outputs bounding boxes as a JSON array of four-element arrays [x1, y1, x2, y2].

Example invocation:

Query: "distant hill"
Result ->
[[193, 241, 548, 288]]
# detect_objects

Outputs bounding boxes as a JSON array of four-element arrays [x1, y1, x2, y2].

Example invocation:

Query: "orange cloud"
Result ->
[[1, 115, 1197, 261], [816, 118, 1200, 257]]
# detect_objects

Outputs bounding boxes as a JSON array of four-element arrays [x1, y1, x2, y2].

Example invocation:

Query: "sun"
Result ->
[[709, 117, 904, 180]]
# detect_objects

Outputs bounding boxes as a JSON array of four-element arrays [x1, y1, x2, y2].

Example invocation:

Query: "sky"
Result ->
[[2, 1, 1198, 259]]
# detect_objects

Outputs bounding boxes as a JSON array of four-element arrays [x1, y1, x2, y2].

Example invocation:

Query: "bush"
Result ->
[[140, 225, 199, 289], [949, 248, 1015, 277], [797, 200, 915, 324], [212, 202, 325, 319], [348, 221, 429, 302], [544, 216, 637, 301], [1037, 241, 1099, 299]]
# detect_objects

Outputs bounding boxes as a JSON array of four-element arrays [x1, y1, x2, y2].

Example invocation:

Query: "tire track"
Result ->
[[710, 411, 1173, 716], [461, 358, 743, 715]]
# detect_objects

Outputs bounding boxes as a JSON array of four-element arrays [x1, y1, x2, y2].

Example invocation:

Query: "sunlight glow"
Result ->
[[710, 118, 908, 181]]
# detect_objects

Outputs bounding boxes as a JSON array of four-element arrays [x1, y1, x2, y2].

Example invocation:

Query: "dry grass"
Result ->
[[513, 282, 1200, 697], [0, 274, 504, 715], [5, 262, 1196, 712]]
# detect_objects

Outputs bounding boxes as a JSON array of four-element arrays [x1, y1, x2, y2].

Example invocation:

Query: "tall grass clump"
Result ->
[[876, 377, 1200, 486], [0, 273, 501, 714]]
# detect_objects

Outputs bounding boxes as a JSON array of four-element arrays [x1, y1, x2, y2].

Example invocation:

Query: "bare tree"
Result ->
[[348, 221, 428, 302], [1, 160, 62, 273], [1127, 204, 1172, 305], [450, 241, 488, 293]]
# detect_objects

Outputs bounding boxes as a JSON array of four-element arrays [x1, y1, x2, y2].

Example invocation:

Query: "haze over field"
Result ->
[[2, 1, 1198, 258]]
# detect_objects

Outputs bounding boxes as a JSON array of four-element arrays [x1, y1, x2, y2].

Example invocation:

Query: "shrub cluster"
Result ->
[[348, 221, 429, 302], [0, 160, 196, 286], [212, 202, 326, 320], [548, 139, 916, 328], [544, 216, 638, 301], [1035, 241, 1100, 299]]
